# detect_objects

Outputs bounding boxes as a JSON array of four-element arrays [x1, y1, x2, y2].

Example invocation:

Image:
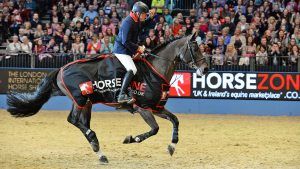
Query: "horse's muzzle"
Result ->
[[196, 64, 209, 76]]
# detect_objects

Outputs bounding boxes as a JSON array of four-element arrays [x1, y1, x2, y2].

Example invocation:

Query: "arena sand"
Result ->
[[0, 109, 300, 169]]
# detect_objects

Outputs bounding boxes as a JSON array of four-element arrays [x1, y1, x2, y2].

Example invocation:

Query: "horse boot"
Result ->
[[118, 70, 135, 104]]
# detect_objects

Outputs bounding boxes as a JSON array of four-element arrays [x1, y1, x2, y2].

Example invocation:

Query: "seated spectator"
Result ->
[[46, 38, 59, 53], [288, 45, 299, 66], [83, 16, 91, 30], [220, 27, 231, 46], [93, 17, 101, 34], [256, 46, 268, 66], [230, 28, 246, 56], [72, 35, 85, 56], [155, 16, 169, 32], [87, 34, 101, 55], [209, 17, 221, 36], [269, 43, 283, 66], [100, 35, 114, 54], [212, 48, 225, 65], [83, 5, 99, 23], [221, 16, 235, 36], [163, 8, 173, 25], [20, 36, 33, 53], [225, 44, 238, 65], [104, 0, 112, 16], [240, 36, 256, 66], [164, 28, 173, 41], [33, 24, 44, 42], [171, 18, 182, 37], [199, 17, 209, 33], [72, 10, 84, 24], [184, 17, 193, 35], [158, 36, 165, 45], [5, 35, 21, 59], [102, 17, 116, 35], [34, 39, 46, 54], [30, 13, 41, 29], [144, 37, 156, 50], [60, 35, 72, 53], [234, 0, 246, 15], [149, 29, 158, 46], [236, 15, 249, 34]]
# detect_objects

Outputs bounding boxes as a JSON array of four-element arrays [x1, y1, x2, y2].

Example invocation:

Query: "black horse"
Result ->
[[7, 34, 208, 164]]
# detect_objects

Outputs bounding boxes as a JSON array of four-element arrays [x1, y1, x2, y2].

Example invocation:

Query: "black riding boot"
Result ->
[[118, 70, 135, 103]]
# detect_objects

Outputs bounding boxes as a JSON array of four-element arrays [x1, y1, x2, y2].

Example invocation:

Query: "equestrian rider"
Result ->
[[113, 2, 155, 103]]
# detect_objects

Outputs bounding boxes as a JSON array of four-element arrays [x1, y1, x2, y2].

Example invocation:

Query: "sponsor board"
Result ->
[[169, 72, 300, 101], [0, 69, 51, 94]]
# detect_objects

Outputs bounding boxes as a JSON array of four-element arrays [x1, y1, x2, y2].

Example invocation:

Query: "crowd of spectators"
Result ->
[[0, 0, 300, 67]]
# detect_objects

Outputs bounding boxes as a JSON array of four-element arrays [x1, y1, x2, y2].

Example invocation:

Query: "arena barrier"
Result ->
[[0, 52, 299, 72]]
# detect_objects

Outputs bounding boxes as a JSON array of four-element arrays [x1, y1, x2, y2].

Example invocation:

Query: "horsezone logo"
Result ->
[[191, 72, 300, 100], [169, 72, 191, 97], [79, 81, 94, 96]]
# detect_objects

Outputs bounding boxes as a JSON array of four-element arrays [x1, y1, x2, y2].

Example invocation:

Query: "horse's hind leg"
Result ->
[[123, 107, 159, 144], [68, 102, 108, 164], [154, 108, 179, 156]]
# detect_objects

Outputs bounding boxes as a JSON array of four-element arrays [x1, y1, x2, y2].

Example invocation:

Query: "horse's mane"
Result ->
[[151, 36, 184, 54]]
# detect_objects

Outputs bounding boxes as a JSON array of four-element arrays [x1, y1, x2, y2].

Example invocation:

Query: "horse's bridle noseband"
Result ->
[[180, 40, 206, 68]]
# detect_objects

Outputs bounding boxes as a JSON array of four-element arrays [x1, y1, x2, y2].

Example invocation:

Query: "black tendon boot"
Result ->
[[118, 70, 135, 104]]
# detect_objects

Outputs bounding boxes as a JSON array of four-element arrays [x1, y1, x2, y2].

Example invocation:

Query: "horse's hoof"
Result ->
[[99, 155, 109, 164], [168, 144, 176, 156], [123, 135, 135, 144]]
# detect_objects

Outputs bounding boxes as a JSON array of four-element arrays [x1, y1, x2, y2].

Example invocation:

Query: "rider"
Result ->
[[113, 2, 155, 103]]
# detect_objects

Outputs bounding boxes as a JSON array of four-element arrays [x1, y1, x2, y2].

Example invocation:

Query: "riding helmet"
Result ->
[[132, 1, 149, 14]]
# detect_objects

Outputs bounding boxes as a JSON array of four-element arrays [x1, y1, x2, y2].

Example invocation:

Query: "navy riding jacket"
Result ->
[[113, 12, 151, 56]]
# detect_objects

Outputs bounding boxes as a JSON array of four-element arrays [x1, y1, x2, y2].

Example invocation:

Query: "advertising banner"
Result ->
[[169, 72, 300, 101], [0, 69, 51, 94]]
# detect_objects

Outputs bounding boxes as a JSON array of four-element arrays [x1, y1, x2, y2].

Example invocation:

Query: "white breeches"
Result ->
[[115, 54, 137, 75]]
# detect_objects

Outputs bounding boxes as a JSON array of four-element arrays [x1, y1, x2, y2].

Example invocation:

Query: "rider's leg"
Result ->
[[67, 102, 108, 163], [115, 54, 137, 103]]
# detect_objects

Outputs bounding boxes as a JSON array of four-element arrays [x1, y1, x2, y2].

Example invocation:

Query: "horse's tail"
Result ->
[[7, 69, 60, 117]]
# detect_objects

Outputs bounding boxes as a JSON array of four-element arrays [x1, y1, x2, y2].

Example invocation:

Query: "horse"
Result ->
[[7, 33, 208, 164]]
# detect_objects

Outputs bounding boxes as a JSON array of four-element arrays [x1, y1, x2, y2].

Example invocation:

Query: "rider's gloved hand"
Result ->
[[137, 45, 146, 54]]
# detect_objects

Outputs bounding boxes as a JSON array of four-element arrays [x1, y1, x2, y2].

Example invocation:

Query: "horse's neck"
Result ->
[[149, 38, 185, 82]]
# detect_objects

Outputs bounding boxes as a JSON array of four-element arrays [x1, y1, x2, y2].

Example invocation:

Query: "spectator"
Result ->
[[163, 8, 173, 25], [164, 28, 173, 41], [100, 35, 114, 54], [269, 43, 283, 66], [199, 17, 209, 33], [221, 16, 235, 36], [144, 37, 155, 50], [5, 35, 21, 59], [60, 35, 72, 53], [225, 44, 238, 65], [288, 45, 300, 66], [212, 48, 224, 65], [171, 18, 182, 37], [256, 46, 268, 66], [102, 17, 116, 35], [21, 36, 33, 53], [87, 34, 101, 55], [72, 35, 85, 58], [209, 17, 221, 36], [33, 24, 44, 42], [83, 5, 98, 23], [31, 13, 41, 29], [230, 28, 246, 55], [72, 10, 84, 24]]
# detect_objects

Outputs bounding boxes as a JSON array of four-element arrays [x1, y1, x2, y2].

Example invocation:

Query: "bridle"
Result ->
[[179, 40, 207, 68], [146, 38, 206, 68]]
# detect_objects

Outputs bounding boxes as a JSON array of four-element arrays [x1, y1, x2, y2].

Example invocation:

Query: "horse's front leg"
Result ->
[[123, 107, 159, 144], [154, 108, 179, 156], [67, 103, 108, 164]]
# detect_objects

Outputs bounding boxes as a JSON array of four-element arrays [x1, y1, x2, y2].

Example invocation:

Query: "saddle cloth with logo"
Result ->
[[61, 55, 170, 111]]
